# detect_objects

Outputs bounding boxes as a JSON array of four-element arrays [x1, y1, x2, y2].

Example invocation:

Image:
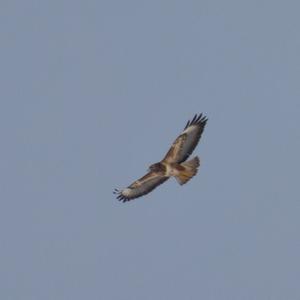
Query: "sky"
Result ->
[[1, 0, 300, 299]]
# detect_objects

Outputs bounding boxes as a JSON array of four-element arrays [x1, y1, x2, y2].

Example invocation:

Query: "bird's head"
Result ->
[[148, 162, 163, 172]]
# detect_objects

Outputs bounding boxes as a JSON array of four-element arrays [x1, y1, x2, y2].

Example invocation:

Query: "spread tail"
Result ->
[[175, 156, 200, 185]]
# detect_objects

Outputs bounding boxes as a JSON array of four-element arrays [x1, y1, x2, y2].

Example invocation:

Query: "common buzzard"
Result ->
[[114, 113, 208, 202]]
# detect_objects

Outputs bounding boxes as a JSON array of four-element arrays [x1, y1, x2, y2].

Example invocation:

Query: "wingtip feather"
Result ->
[[114, 188, 131, 202], [184, 120, 190, 129], [191, 114, 197, 123], [185, 113, 208, 129]]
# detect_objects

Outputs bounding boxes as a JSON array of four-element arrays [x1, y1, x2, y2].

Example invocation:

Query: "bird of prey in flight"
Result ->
[[114, 113, 208, 202]]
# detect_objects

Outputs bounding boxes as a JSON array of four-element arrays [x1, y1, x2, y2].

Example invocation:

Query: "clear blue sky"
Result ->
[[1, 1, 300, 299]]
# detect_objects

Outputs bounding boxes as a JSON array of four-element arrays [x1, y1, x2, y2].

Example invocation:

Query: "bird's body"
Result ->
[[149, 159, 199, 180], [114, 113, 207, 202]]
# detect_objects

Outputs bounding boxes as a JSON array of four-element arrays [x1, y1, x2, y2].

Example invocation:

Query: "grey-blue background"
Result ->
[[1, 1, 299, 299]]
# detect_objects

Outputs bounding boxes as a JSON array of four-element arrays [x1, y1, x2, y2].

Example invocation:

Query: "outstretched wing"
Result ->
[[163, 113, 208, 164], [114, 171, 169, 202]]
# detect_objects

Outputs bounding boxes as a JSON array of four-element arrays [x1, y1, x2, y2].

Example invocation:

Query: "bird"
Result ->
[[113, 113, 208, 202]]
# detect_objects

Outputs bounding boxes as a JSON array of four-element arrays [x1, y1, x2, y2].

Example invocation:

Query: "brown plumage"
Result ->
[[114, 113, 208, 202], [174, 156, 200, 185]]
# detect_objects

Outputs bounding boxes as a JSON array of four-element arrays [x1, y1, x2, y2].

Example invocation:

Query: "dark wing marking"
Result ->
[[113, 171, 169, 202], [162, 113, 208, 164]]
